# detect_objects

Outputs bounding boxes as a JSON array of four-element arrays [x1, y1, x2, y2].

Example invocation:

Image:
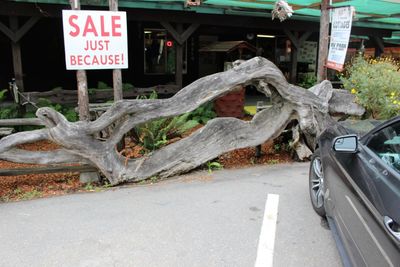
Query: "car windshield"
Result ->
[[367, 120, 400, 173]]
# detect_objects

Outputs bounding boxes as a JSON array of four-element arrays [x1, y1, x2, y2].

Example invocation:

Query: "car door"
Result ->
[[331, 119, 400, 266]]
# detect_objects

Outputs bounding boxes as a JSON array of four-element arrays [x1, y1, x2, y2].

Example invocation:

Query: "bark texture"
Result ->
[[0, 57, 364, 184]]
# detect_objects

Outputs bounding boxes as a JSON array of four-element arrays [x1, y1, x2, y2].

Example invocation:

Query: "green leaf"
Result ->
[[0, 89, 7, 101], [176, 120, 199, 135]]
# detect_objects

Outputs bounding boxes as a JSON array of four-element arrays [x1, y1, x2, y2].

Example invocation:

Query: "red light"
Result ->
[[166, 40, 173, 47]]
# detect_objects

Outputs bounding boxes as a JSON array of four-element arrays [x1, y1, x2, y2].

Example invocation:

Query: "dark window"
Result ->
[[367, 120, 400, 172], [144, 29, 187, 74]]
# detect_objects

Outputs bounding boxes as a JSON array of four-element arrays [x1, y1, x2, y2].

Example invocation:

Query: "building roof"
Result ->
[[7, 0, 400, 31]]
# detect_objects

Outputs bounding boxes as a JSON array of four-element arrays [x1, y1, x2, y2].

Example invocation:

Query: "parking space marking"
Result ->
[[255, 194, 280, 267]]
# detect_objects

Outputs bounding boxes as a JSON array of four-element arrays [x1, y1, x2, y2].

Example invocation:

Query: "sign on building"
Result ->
[[327, 6, 354, 71], [62, 10, 128, 70]]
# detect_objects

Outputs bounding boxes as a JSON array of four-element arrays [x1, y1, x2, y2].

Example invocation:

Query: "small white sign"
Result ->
[[327, 6, 354, 71], [62, 10, 128, 70]]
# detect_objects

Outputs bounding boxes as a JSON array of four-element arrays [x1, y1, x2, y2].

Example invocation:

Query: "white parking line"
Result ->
[[255, 194, 280, 267]]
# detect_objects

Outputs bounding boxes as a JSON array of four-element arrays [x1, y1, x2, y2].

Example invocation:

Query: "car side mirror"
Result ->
[[333, 135, 358, 153]]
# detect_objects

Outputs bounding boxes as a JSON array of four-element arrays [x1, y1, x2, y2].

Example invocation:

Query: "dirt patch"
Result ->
[[0, 141, 85, 202], [218, 140, 292, 168]]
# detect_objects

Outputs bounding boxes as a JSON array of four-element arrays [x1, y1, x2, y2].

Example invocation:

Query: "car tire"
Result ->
[[309, 149, 326, 217]]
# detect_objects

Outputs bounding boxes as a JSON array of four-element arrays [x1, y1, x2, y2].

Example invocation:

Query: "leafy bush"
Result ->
[[297, 73, 317, 89], [37, 98, 78, 122], [340, 56, 400, 119], [0, 89, 7, 101], [0, 103, 19, 119], [122, 83, 134, 91], [97, 81, 110, 90], [188, 102, 216, 124]]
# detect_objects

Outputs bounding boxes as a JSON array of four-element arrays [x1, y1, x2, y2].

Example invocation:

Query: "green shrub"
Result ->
[[122, 83, 134, 91], [97, 81, 110, 90], [0, 103, 19, 119], [0, 89, 7, 101], [297, 73, 317, 89], [340, 56, 400, 119], [37, 98, 78, 122], [188, 102, 216, 124]]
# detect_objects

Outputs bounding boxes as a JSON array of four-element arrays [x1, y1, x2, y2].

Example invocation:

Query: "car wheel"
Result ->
[[309, 149, 326, 217]]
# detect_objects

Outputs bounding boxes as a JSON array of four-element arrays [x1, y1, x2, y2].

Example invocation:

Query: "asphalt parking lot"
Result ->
[[0, 163, 342, 267]]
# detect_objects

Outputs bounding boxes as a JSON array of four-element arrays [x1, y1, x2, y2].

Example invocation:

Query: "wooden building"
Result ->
[[0, 0, 399, 95]]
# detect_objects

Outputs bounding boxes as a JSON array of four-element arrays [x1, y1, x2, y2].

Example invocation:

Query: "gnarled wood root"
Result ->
[[0, 57, 364, 185]]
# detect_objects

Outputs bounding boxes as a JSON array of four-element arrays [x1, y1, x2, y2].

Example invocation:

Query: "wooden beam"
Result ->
[[317, 0, 330, 82], [0, 164, 97, 176], [175, 23, 183, 89], [161, 21, 183, 44], [284, 30, 312, 49], [299, 31, 312, 45], [370, 36, 385, 57], [109, 0, 123, 101], [161, 21, 199, 45], [0, 21, 16, 42], [0, 118, 43, 126], [70, 0, 90, 121], [284, 30, 311, 83], [181, 23, 200, 43], [10, 16, 24, 92], [284, 29, 299, 49], [15, 16, 40, 42], [289, 32, 299, 83], [0, 16, 39, 43]]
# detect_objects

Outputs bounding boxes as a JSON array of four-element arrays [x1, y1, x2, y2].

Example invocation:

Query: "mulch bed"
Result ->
[[0, 126, 294, 202]]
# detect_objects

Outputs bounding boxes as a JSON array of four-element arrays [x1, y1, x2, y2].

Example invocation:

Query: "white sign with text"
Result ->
[[62, 10, 128, 70], [327, 6, 354, 71]]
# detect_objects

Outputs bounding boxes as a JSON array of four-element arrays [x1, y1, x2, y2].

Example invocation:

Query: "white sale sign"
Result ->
[[62, 10, 128, 70], [327, 6, 354, 71]]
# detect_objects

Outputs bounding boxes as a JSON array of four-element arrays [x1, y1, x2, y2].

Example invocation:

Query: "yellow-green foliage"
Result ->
[[340, 56, 400, 119]]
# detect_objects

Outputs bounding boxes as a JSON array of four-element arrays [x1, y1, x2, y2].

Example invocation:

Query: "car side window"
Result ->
[[366, 120, 400, 173]]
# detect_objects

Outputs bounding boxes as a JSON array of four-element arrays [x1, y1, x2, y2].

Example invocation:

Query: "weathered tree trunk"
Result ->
[[0, 57, 364, 185]]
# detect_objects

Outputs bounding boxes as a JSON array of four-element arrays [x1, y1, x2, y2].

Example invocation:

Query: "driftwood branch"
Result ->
[[0, 57, 364, 185]]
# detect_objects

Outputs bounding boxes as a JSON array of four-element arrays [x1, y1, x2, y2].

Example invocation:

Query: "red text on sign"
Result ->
[[69, 54, 124, 66], [68, 15, 122, 37]]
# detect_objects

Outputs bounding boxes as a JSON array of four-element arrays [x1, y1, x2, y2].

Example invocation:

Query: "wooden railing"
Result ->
[[0, 164, 97, 176], [19, 84, 179, 105]]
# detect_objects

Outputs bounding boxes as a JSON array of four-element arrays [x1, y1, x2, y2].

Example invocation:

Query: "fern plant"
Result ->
[[133, 113, 199, 152], [188, 102, 216, 124]]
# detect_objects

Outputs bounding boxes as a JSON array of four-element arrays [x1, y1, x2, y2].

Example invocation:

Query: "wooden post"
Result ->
[[290, 44, 298, 84], [161, 22, 199, 90], [284, 30, 312, 84], [317, 0, 330, 82], [371, 36, 385, 57], [70, 0, 90, 121], [109, 0, 123, 101], [175, 23, 183, 89], [9, 17, 24, 92]]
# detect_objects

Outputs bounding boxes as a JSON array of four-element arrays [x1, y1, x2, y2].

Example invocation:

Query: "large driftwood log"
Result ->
[[0, 57, 364, 184]]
